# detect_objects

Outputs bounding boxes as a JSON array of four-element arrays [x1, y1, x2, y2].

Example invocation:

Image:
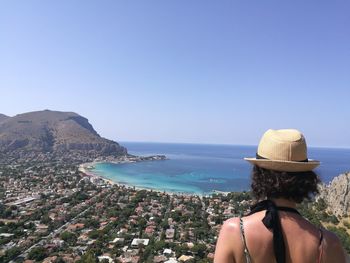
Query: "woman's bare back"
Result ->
[[214, 210, 347, 263]]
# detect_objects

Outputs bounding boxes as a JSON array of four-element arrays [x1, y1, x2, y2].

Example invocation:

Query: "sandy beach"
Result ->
[[78, 161, 204, 198], [78, 162, 116, 186]]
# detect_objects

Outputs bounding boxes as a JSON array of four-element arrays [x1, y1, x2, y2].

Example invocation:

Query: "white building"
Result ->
[[131, 238, 149, 248]]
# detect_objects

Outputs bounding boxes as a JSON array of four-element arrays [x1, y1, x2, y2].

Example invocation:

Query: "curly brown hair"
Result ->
[[251, 165, 321, 203]]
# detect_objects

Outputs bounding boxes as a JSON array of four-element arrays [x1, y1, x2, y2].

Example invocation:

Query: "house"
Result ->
[[0, 233, 14, 238], [165, 258, 178, 263], [42, 256, 58, 263], [78, 233, 90, 243], [165, 229, 175, 239], [117, 255, 140, 263], [186, 242, 194, 249], [153, 255, 167, 263], [163, 248, 173, 255], [35, 224, 49, 233], [67, 223, 85, 231], [117, 228, 128, 235], [135, 206, 143, 215], [111, 237, 125, 244], [74, 246, 88, 253], [130, 238, 149, 248], [144, 225, 156, 235], [98, 255, 114, 263], [100, 221, 109, 228], [178, 255, 194, 262]]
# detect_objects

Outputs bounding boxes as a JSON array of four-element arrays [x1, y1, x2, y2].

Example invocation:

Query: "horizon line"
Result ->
[[118, 140, 350, 150]]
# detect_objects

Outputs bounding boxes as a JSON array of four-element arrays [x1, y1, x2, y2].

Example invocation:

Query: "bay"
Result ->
[[91, 142, 350, 195]]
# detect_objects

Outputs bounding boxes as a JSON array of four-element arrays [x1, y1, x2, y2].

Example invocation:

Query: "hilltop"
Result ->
[[0, 110, 126, 159]]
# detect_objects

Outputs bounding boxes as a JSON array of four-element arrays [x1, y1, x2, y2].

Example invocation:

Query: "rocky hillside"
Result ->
[[318, 172, 350, 216], [0, 110, 127, 158], [0, 114, 9, 123]]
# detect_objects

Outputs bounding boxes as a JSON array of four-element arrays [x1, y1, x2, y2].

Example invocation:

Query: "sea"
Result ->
[[91, 142, 350, 196]]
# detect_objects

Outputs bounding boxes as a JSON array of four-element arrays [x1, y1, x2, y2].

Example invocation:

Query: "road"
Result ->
[[11, 204, 93, 262]]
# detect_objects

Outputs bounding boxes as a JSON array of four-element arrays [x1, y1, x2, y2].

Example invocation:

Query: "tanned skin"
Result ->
[[214, 198, 347, 263]]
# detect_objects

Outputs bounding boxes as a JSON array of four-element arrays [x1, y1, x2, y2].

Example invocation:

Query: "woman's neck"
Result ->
[[270, 198, 297, 208]]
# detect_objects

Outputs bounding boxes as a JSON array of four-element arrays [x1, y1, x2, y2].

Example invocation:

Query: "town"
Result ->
[[0, 154, 252, 263]]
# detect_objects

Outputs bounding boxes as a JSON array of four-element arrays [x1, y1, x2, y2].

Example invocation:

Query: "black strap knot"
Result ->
[[248, 200, 300, 263]]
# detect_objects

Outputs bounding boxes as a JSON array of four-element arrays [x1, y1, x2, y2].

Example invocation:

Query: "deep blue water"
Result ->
[[91, 142, 350, 195]]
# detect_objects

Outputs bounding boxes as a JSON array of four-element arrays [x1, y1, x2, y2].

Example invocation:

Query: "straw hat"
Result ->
[[244, 129, 320, 172]]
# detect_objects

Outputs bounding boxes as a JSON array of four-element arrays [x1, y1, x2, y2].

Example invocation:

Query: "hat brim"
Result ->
[[244, 158, 320, 172]]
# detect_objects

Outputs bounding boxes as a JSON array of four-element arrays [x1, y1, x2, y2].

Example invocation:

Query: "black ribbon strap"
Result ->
[[248, 200, 300, 263], [256, 153, 308, 162]]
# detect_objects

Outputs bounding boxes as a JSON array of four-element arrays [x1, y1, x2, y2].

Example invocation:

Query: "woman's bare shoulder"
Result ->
[[218, 217, 243, 243], [322, 228, 348, 262], [214, 217, 243, 263], [223, 217, 241, 230]]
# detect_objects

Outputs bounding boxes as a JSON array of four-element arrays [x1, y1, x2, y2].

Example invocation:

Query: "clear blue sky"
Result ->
[[1, 1, 349, 147]]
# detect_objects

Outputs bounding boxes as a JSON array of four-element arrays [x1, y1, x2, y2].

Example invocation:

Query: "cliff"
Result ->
[[318, 172, 350, 216], [0, 110, 127, 158]]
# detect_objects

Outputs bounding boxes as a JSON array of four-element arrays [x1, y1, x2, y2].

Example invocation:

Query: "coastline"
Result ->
[[78, 159, 211, 198], [78, 154, 167, 185], [78, 162, 116, 186]]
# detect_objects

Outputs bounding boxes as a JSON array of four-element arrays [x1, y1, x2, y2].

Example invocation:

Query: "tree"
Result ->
[[88, 230, 101, 239], [174, 244, 189, 257], [314, 198, 327, 211], [54, 257, 66, 263], [41, 214, 52, 224], [60, 231, 77, 244], [154, 240, 167, 251], [138, 217, 147, 232], [77, 251, 97, 263], [3, 247, 21, 261], [192, 243, 207, 258], [28, 246, 47, 261], [84, 218, 100, 228]]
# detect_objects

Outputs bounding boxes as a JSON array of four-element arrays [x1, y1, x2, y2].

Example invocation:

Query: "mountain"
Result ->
[[0, 114, 9, 123], [318, 172, 350, 216], [0, 110, 127, 157]]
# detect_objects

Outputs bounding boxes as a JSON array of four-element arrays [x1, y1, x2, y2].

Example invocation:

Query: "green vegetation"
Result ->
[[343, 220, 350, 229], [1, 247, 21, 262], [1, 156, 349, 263], [299, 198, 339, 226], [77, 251, 98, 263], [298, 198, 350, 253], [60, 231, 77, 244], [28, 246, 47, 261]]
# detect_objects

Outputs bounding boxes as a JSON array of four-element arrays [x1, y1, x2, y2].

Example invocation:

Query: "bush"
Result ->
[[76, 251, 97, 263], [2, 247, 21, 261], [314, 198, 327, 211], [60, 231, 77, 244], [88, 230, 101, 239], [28, 246, 47, 261], [344, 220, 350, 229], [192, 243, 207, 258]]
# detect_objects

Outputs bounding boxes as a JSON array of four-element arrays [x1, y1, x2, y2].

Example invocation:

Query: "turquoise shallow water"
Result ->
[[91, 142, 350, 195]]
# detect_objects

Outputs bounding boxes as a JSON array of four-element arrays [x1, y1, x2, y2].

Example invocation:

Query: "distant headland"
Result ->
[[0, 110, 127, 160]]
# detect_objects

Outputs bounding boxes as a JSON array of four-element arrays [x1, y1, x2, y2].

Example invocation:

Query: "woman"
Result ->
[[214, 129, 347, 263]]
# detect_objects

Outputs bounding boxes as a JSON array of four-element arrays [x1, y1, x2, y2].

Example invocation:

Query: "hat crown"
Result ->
[[257, 129, 308, 162]]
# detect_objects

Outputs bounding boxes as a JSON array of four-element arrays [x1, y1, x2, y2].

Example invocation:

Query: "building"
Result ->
[[130, 238, 149, 248]]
